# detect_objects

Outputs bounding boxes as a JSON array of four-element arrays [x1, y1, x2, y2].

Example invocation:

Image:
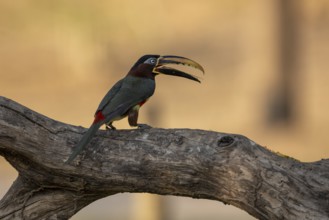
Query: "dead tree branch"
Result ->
[[0, 96, 328, 220]]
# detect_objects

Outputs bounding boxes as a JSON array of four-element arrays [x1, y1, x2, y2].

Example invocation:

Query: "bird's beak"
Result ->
[[153, 55, 204, 83]]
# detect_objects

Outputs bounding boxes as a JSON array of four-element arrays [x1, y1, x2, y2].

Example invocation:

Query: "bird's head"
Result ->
[[129, 54, 204, 83]]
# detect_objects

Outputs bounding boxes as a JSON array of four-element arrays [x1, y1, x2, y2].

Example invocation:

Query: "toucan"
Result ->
[[65, 54, 204, 163]]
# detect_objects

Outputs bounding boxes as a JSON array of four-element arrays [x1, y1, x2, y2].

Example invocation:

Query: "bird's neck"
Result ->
[[127, 64, 155, 80]]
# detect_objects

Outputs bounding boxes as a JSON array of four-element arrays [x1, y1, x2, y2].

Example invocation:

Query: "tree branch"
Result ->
[[0, 96, 328, 220]]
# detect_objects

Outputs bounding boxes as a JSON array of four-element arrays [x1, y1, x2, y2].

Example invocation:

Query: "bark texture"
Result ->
[[0, 96, 328, 220]]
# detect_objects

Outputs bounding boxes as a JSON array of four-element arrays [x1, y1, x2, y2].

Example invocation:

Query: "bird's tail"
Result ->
[[65, 123, 102, 164]]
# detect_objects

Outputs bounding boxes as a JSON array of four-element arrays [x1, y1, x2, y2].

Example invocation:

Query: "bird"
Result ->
[[65, 54, 204, 163]]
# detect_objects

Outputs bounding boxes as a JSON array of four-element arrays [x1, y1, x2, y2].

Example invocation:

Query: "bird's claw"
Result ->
[[137, 124, 152, 129], [106, 124, 116, 130]]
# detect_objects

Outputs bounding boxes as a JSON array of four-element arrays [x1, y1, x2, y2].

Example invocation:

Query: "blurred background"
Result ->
[[1, 0, 329, 219]]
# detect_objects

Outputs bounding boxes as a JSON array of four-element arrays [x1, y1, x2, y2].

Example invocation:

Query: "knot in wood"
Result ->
[[217, 135, 234, 147]]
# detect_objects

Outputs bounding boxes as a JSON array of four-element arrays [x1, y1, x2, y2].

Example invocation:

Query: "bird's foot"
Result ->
[[106, 124, 116, 130], [137, 124, 152, 129]]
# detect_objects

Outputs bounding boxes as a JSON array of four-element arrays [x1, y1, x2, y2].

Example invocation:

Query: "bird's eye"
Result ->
[[145, 58, 157, 65]]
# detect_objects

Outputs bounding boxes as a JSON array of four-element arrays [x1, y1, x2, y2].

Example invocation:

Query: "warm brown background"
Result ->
[[1, 1, 328, 219]]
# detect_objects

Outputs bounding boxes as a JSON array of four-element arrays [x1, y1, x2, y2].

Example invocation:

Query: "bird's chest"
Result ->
[[125, 77, 155, 96]]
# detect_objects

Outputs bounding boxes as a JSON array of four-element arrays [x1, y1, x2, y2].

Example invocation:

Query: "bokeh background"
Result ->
[[1, 0, 329, 219]]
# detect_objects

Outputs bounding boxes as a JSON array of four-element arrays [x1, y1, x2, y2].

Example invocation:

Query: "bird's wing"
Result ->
[[101, 76, 155, 122], [96, 78, 124, 113]]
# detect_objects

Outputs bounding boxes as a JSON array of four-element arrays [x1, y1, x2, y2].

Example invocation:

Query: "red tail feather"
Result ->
[[93, 111, 105, 124]]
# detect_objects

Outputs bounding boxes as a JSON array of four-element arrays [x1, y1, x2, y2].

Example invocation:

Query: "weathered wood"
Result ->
[[0, 96, 328, 220]]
